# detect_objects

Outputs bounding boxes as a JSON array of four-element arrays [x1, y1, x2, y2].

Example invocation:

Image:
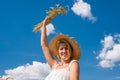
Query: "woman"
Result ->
[[41, 17, 80, 80]]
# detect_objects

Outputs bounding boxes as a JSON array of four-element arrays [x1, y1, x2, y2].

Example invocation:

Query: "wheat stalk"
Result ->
[[32, 4, 67, 32]]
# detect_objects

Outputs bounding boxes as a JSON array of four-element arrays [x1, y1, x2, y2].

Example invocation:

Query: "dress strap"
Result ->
[[69, 60, 78, 69], [54, 64, 59, 69]]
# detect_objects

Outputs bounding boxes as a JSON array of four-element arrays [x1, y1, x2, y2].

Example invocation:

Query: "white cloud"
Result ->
[[4, 61, 51, 80], [46, 23, 56, 36], [71, 0, 96, 22], [96, 34, 120, 68], [99, 60, 115, 68], [39, 23, 55, 36], [101, 35, 114, 49]]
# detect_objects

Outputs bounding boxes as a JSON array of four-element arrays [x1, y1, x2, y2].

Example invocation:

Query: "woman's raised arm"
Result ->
[[41, 17, 58, 68]]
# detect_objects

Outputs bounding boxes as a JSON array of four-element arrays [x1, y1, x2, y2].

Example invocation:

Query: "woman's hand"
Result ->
[[43, 16, 51, 27]]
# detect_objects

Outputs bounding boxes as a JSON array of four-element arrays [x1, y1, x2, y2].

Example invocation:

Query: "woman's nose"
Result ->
[[62, 48, 67, 52]]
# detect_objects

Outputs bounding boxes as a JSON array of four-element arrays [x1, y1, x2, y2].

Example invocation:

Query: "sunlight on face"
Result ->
[[58, 43, 71, 60]]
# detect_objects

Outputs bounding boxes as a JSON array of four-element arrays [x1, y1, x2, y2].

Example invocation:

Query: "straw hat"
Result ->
[[49, 33, 80, 60]]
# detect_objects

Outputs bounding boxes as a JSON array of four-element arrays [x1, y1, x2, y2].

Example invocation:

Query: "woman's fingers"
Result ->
[[43, 17, 51, 26]]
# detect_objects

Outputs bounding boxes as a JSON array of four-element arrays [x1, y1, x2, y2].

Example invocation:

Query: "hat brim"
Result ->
[[49, 33, 80, 60]]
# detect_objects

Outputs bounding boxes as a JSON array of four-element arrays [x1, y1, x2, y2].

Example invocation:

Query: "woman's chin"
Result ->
[[61, 56, 70, 60]]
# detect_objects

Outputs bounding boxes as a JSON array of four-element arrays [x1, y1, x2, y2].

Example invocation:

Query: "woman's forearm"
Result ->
[[41, 24, 48, 47], [41, 17, 49, 47]]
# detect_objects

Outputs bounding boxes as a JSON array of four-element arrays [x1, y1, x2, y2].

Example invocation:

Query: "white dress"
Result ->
[[45, 60, 78, 80]]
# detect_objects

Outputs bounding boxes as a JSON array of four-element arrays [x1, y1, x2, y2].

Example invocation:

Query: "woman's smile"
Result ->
[[58, 43, 71, 60]]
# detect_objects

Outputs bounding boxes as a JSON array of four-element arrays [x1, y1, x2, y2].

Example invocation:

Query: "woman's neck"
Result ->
[[61, 59, 71, 66]]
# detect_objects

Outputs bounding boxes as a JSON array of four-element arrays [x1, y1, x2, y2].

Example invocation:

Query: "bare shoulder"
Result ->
[[70, 61, 79, 70], [69, 60, 80, 80]]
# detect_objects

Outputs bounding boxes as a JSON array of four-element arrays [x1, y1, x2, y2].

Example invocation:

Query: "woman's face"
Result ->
[[58, 43, 71, 60]]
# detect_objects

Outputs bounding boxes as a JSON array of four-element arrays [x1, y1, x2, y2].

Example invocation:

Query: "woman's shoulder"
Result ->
[[69, 60, 79, 70]]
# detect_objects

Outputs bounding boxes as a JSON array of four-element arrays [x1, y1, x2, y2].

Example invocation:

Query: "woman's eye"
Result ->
[[60, 47, 68, 50], [65, 47, 68, 50], [59, 48, 63, 50]]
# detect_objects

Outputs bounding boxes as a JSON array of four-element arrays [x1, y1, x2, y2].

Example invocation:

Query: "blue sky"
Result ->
[[0, 0, 120, 80]]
